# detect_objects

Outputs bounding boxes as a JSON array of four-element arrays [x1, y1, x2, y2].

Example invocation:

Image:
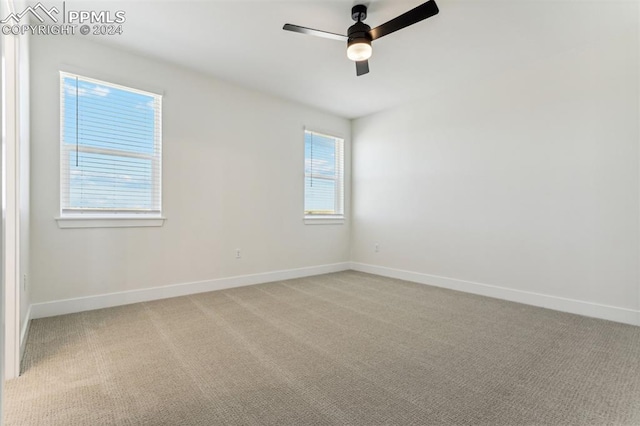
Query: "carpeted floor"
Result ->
[[5, 271, 640, 425]]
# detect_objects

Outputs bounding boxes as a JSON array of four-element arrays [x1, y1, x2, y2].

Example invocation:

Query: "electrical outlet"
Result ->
[[235, 249, 241, 259], [374, 243, 379, 253]]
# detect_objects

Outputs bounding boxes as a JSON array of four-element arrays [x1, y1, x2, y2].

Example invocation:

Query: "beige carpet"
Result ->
[[5, 271, 640, 425]]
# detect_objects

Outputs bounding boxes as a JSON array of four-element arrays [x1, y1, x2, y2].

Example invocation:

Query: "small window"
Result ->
[[59, 72, 162, 217], [304, 130, 344, 220]]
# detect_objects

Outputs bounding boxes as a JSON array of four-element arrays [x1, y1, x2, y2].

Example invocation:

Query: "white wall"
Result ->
[[27, 3, 640, 327], [30, 36, 350, 305], [352, 24, 640, 322]]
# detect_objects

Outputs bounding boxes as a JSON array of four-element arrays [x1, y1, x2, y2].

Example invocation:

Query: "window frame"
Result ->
[[56, 71, 164, 228], [303, 129, 345, 225]]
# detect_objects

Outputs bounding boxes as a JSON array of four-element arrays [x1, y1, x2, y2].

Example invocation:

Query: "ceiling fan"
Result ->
[[283, 1, 439, 76]]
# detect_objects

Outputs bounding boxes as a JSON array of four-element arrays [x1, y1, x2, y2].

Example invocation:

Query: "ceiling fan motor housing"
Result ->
[[349, 4, 371, 47], [347, 21, 372, 47]]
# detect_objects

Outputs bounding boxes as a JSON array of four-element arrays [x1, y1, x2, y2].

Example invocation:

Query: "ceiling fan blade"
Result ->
[[369, 0, 439, 41], [356, 60, 370, 76], [283, 24, 348, 42]]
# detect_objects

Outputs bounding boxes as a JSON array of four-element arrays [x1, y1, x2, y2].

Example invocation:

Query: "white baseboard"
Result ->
[[28, 261, 640, 326], [350, 262, 640, 326], [30, 262, 350, 319], [20, 304, 31, 364]]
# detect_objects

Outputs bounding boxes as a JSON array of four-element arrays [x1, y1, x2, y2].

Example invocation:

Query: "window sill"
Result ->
[[55, 216, 166, 229], [304, 216, 345, 225]]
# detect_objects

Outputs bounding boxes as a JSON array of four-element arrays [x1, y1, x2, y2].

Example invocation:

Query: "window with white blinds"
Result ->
[[60, 72, 162, 216], [304, 130, 344, 218]]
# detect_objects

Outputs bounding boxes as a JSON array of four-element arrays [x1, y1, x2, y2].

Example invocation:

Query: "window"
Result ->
[[59, 72, 162, 222], [304, 130, 344, 221]]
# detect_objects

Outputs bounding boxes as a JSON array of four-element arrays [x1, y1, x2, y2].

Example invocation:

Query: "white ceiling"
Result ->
[[46, 0, 638, 118]]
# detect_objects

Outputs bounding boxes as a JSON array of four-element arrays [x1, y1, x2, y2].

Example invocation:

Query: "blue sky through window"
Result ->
[[304, 131, 342, 215], [62, 75, 159, 211]]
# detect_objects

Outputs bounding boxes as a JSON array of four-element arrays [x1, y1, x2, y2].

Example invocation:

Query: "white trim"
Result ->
[[304, 217, 345, 225], [59, 70, 161, 98], [350, 263, 640, 326], [58, 65, 165, 97], [30, 262, 350, 319], [0, 3, 11, 420], [19, 304, 30, 365], [55, 216, 166, 229], [637, 0, 640, 328], [302, 126, 347, 142], [3, 26, 21, 380]]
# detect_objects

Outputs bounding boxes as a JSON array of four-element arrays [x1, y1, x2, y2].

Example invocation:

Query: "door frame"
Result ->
[[2, 0, 22, 382]]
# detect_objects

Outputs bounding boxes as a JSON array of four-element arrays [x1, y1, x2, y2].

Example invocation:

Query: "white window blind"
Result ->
[[304, 130, 344, 218], [60, 72, 162, 216]]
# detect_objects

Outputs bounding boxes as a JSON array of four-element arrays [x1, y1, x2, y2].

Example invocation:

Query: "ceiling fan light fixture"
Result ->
[[283, 1, 440, 76], [347, 38, 372, 61]]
